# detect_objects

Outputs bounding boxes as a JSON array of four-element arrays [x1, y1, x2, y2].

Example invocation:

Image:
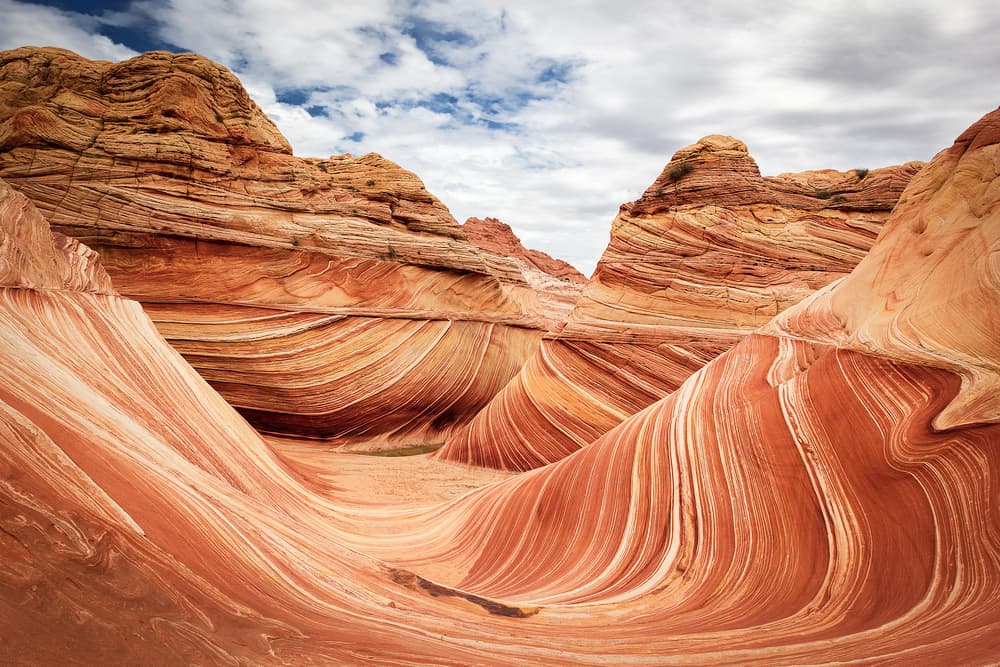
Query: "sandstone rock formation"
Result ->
[[464, 216, 586, 283], [437, 135, 923, 469], [1, 105, 997, 665], [464, 216, 585, 320], [345, 106, 1000, 663], [0, 46, 571, 448], [0, 181, 113, 294]]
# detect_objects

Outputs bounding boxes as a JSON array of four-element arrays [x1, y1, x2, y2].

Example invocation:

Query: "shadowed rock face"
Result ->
[[0, 46, 574, 448], [0, 104, 997, 665], [437, 136, 923, 469]]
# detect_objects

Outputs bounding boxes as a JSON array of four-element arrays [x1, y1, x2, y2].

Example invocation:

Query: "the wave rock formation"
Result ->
[[0, 46, 997, 665]]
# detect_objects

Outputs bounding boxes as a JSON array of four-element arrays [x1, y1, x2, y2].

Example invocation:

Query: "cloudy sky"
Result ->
[[2, 0, 998, 275]]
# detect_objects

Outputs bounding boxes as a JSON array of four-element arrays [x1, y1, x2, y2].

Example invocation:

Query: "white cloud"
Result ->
[[2, 0, 999, 275], [0, 0, 137, 62]]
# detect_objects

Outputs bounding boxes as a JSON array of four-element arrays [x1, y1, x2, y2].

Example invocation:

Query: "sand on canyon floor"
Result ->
[[265, 436, 515, 507]]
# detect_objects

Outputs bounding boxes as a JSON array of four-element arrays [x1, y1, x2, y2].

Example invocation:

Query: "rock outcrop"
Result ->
[[0, 181, 113, 294], [0, 46, 563, 448], [436, 135, 923, 469], [463, 216, 586, 283], [1, 105, 997, 665], [464, 216, 585, 320]]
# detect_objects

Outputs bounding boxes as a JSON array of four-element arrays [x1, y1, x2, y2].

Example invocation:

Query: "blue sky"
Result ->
[[2, 0, 998, 275]]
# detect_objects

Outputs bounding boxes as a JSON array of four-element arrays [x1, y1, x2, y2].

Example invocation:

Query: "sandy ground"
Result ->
[[265, 437, 515, 507]]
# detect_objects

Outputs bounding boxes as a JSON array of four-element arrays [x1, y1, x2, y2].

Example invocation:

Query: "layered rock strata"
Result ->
[[0, 180, 504, 664], [1, 107, 997, 665], [463, 216, 585, 320], [437, 136, 923, 469], [0, 46, 562, 447], [463, 216, 586, 283], [354, 107, 1000, 664]]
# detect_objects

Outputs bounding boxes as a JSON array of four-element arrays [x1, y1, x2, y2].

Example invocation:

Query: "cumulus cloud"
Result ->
[[2, 0, 999, 274], [0, 0, 137, 61]]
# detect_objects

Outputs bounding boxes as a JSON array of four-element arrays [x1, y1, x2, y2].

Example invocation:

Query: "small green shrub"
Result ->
[[366, 178, 376, 186], [853, 168, 869, 180], [815, 189, 833, 200], [668, 162, 693, 181], [291, 238, 300, 247]]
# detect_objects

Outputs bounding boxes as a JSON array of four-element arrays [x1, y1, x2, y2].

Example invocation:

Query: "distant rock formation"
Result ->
[[464, 216, 585, 320], [436, 135, 923, 469], [464, 216, 586, 282], [0, 46, 566, 449]]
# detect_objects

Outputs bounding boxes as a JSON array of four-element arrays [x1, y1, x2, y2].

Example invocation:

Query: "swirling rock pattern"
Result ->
[[0, 46, 573, 448], [437, 136, 923, 469], [0, 100, 998, 666], [2, 106, 999, 666], [328, 107, 1000, 662]]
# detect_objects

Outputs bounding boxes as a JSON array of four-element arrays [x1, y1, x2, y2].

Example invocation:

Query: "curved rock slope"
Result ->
[[0, 179, 522, 665], [438, 136, 922, 469], [0, 46, 558, 448], [2, 107, 998, 666], [370, 107, 1000, 663]]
